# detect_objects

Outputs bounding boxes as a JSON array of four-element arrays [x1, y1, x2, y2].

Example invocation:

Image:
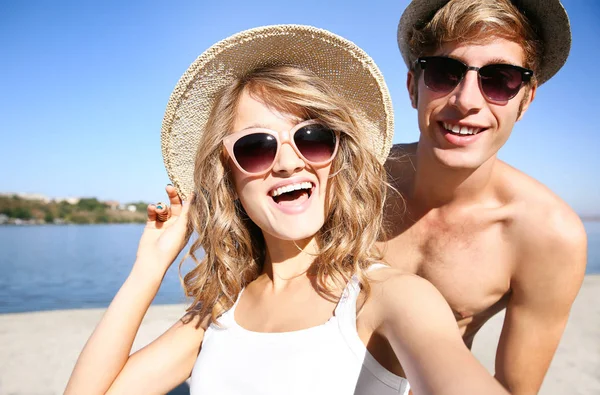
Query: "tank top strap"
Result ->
[[333, 273, 360, 323], [212, 288, 245, 327], [333, 263, 389, 322]]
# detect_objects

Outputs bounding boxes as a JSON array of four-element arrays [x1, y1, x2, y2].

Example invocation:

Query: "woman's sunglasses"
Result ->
[[416, 56, 533, 103], [223, 120, 339, 175]]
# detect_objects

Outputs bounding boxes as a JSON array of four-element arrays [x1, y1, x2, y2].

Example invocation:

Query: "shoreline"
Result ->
[[1, 275, 598, 395], [0, 221, 146, 226], [1, 218, 599, 225]]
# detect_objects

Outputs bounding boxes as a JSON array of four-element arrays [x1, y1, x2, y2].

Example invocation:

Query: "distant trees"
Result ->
[[76, 198, 108, 212], [44, 212, 55, 223], [0, 196, 33, 219], [0, 195, 147, 224], [1, 206, 33, 219]]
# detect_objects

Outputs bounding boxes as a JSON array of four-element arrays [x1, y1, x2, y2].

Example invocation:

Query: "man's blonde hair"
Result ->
[[410, 0, 542, 83]]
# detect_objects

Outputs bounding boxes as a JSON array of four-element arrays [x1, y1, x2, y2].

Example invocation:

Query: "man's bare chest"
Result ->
[[382, 217, 512, 339]]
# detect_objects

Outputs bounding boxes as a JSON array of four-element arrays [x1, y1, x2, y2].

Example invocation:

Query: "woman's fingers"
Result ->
[[148, 203, 169, 223], [147, 204, 158, 222], [174, 192, 193, 234], [146, 185, 186, 224], [155, 202, 170, 222], [166, 185, 183, 216]]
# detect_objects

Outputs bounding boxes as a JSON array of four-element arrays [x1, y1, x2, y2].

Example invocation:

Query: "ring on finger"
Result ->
[[156, 202, 169, 222]]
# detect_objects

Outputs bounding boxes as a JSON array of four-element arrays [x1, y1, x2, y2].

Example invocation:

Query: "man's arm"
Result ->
[[495, 207, 587, 395]]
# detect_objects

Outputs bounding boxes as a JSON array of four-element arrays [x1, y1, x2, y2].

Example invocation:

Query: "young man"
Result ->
[[382, 0, 587, 394]]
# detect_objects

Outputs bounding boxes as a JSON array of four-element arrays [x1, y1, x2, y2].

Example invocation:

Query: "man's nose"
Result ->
[[449, 70, 485, 114]]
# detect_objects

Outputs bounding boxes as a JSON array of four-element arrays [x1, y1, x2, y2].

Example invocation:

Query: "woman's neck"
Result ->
[[261, 233, 319, 291]]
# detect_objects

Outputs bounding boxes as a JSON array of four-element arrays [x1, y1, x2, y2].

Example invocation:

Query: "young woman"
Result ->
[[66, 25, 509, 395]]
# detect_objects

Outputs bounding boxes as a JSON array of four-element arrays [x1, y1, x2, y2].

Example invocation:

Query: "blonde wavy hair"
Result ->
[[408, 0, 542, 114], [409, 0, 542, 76], [180, 65, 388, 324]]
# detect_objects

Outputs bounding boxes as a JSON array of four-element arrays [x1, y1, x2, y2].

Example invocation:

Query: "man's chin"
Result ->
[[431, 149, 488, 171]]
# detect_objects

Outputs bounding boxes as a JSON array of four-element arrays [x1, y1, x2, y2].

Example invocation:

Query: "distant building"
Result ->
[[127, 205, 137, 212], [1, 193, 82, 204], [104, 200, 120, 210], [54, 197, 80, 205], [0, 214, 8, 224], [6, 193, 52, 203]]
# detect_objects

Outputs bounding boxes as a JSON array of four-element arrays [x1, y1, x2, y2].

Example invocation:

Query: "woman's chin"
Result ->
[[263, 223, 323, 244]]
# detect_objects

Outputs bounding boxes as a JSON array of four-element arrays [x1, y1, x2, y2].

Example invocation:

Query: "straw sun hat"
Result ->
[[397, 0, 571, 86], [161, 24, 394, 200]]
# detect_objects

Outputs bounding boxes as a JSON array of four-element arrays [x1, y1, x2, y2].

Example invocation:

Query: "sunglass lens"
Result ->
[[479, 65, 523, 102], [424, 57, 465, 93], [294, 124, 336, 163], [233, 133, 277, 173]]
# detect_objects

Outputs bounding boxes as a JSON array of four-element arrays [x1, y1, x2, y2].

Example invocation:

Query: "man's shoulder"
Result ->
[[497, 161, 587, 273], [498, 161, 583, 239]]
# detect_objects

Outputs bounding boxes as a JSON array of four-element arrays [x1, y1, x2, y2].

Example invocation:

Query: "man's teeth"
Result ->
[[271, 182, 313, 197], [443, 122, 481, 135]]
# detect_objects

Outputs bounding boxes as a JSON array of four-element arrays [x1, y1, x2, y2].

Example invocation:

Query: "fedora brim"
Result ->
[[397, 0, 571, 85]]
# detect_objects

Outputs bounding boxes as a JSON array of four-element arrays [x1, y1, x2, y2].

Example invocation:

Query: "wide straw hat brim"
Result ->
[[397, 0, 571, 85], [162, 24, 394, 200]]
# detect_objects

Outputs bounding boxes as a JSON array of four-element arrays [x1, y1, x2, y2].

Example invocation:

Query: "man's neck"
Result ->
[[411, 143, 498, 211]]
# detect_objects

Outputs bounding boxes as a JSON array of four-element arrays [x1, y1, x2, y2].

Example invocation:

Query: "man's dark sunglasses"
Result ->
[[416, 56, 534, 103]]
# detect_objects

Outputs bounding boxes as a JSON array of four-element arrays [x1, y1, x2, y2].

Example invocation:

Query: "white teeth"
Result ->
[[271, 182, 313, 197], [443, 122, 481, 135]]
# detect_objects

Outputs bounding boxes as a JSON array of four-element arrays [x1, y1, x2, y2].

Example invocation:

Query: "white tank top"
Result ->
[[190, 266, 411, 395]]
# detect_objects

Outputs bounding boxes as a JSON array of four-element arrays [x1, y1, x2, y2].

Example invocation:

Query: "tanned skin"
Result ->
[[370, 38, 588, 395]]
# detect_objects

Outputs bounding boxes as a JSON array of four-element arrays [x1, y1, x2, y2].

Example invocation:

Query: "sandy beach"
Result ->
[[1, 276, 598, 395]]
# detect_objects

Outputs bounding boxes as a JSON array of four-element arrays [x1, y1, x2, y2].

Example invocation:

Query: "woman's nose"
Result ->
[[271, 142, 305, 175]]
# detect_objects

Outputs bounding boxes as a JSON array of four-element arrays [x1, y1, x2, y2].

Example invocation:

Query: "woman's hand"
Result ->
[[66, 185, 195, 395], [135, 185, 193, 274]]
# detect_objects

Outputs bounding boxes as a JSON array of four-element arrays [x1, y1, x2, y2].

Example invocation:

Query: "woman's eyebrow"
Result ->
[[239, 124, 272, 131]]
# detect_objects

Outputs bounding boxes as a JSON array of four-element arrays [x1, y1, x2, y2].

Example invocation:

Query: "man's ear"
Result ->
[[517, 84, 537, 121], [407, 70, 418, 109]]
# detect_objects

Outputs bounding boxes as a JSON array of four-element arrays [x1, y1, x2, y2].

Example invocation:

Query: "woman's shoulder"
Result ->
[[364, 265, 453, 326], [365, 265, 436, 295]]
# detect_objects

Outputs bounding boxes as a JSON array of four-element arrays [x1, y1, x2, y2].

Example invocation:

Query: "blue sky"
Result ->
[[1, 0, 598, 215]]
